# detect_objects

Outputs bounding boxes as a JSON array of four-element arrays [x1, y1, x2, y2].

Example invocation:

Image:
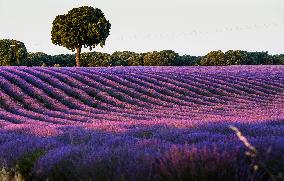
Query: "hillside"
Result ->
[[0, 66, 284, 180]]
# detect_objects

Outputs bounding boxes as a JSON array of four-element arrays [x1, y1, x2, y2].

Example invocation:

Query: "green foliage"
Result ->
[[272, 54, 284, 65], [17, 149, 46, 179], [13, 49, 284, 67], [0, 39, 28, 66], [143, 51, 166, 66], [52, 54, 76, 67], [109, 51, 130, 66], [51, 6, 111, 66], [26, 53, 75, 67], [245, 51, 273, 65], [173, 55, 201, 66], [127, 52, 144, 66], [200, 50, 226, 66], [26, 52, 52, 66], [201, 50, 280, 66], [80, 52, 111, 67], [143, 50, 179, 66], [110, 51, 144, 66], [51, 6, 111, 51], [225, 50, 248, 65]]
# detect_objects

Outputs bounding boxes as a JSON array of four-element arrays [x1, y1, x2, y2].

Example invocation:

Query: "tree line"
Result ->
[[1, 6, 284, 67], [1, 39, 284, 67]]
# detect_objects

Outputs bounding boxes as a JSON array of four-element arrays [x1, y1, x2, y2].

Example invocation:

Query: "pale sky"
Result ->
[[0, 0, 284, 55]]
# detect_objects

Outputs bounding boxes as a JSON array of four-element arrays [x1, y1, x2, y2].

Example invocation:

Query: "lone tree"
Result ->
[[51, 6, 111, 67]]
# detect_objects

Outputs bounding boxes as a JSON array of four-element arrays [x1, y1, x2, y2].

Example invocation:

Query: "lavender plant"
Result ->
[[0, 66, 283, 180]]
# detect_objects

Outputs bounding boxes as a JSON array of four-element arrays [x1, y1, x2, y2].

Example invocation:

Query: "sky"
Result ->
[[0, 0, 284, 56]]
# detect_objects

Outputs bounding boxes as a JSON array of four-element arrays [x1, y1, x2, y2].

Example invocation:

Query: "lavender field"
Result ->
[[0, 66, 284, 180]]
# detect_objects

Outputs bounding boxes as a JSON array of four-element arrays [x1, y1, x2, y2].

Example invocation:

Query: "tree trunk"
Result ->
[[16, 57, 20, 66], [76, 47, 81, 67]]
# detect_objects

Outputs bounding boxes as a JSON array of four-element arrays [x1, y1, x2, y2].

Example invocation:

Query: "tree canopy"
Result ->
[[143, 50, 179, 66], [51, 6, 111, 67], [0, 39, 28, 66], [200, 50, 226, 66]]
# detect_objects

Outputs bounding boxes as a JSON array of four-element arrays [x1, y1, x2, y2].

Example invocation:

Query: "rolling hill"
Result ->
[[0, 66, 283, 180]]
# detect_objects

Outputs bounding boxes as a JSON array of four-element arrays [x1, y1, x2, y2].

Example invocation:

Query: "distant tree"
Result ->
[[0, 39, 28, 66], [26, 52, 52, 66], [110, 51, 131, 66], [51, 6, 111, 67], [143, 51, 163, 66], [278, 55, 284, 65], [52, 54, 76, 67], [225, 50, 248, 65], [173, 55, 201, 66], [127, 53, 144, 66], [109, 51, 144, 66], [27, 53, 76, 67], [80, 52, 111, 67], [143, 50, 178, 66], [245, 51, 273, 65], [200, 50, 226, 66], [271, 54, 284, 65]]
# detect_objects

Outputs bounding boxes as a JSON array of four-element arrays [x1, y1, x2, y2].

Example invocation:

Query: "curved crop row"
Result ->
[[0, 66, 283, 180]]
